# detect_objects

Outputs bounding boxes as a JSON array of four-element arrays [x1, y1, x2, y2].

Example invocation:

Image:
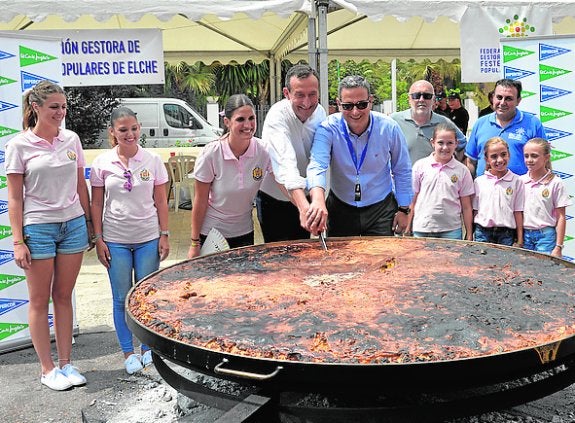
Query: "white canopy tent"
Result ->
[[2, 0, 575, 103]]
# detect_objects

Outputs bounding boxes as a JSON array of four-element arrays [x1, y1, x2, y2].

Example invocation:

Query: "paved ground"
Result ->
[[1, 208, 575, 422]]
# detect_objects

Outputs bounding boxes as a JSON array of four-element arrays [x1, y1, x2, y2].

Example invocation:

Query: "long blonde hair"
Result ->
[[525, 137, 555, 182], [483, 137, 509, 172]]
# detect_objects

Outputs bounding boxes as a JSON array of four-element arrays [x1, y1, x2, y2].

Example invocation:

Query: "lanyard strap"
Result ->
[[340, 115, 373, 176]]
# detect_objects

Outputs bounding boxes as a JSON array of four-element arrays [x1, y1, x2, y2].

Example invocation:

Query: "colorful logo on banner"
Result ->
[[502, 45, 534, 63], [550, 150, 573, 162], [0, 176, 7, 190], [0, 275, 26, 292], [498, 15, 537, 37], [0, 200, 7, 215], [0, 75, 17, 88], [503, 66, 535, 80], [544, 127, 573, 142], [552, 170, 573, 180], [0, 151, 4, 164], [0, 126, 18, 139], [540, 106, 572, 123], [0, 101, 17, 113], [19, 46, 57, 67], [20, 71, 58, 92], [0, 322, 29, 341], [0, 299, 28, 316], [0, 225, 12, 240], [539, 44, 571, 61], [521, 90, 536, 99], [540, 64, 571, 82], [0, 50, 15, 61], [540, 85, 572, 102], [0, 250, 14, 266]]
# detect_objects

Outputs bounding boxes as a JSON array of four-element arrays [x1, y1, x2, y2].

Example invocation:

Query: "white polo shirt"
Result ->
[[473, 170, 524, 229], [90, 146, 168, 244], [412, 155, 475, 233], [521, 173, 572, 230], [194, 137, 272, 238], [5, 128, 86, 225]]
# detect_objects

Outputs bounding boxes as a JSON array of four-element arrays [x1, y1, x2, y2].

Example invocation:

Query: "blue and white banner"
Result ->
[[460, 6, 552, 82]]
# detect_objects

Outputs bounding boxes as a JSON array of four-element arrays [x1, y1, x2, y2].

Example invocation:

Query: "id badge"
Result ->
[[354, 183, 361, 201]]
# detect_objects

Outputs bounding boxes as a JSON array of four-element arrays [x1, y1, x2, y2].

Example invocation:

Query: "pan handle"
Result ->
[[214, 358, 283, 381]]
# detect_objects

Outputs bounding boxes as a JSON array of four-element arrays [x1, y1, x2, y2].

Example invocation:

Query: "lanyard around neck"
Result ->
[[340, 114, 373, 175]]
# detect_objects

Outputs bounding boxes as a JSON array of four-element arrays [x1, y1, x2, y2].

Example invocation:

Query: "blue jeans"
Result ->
[[474, 224, 515, 246], [413, 228, 463, 240], [523, 226, 556, 254], [106, 239, 160, 353]]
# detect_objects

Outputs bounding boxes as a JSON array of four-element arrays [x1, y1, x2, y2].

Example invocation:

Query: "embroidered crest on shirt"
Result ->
[[139, 169, 151, 181], [506, 187, 514, 196], [542, 188, 550, 198], [66, 151, 77, 161], [450, 175, 458, 183], [252, 167, 263, 181]]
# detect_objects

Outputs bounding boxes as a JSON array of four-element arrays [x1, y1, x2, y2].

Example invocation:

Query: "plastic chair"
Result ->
[[167, 155, 196, 212]]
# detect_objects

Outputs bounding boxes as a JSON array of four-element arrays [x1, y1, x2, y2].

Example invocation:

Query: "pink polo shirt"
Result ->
[[412, 155, 474, 232], [90, 146, 168, 244], [5, 128, 86, 225], [521, 173, 571, 230], [473, 170, 524, 229], [194, 137, 272, 238]]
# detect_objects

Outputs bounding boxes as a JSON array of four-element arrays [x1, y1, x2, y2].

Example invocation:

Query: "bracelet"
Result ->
[[91, 233, 103, 242], [160, 230, 170, 236], [190, 241, 201, 247], [13, 240, 25, 246], [85, 218, 92, 223], [556, 244, 564, 249], [191, 238, 200, 242]]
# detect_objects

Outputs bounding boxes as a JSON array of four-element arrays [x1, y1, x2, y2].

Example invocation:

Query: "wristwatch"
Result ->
[[397, 206, 411, 215], [160, 230, 170, 236]]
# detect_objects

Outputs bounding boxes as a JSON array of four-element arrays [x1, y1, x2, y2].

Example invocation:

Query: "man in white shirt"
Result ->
[[257, 64, 327, 242]]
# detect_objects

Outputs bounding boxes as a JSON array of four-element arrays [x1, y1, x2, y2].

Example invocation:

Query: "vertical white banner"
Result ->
[[500, 35, 575, 261], [460, 6, 552, 83], [0, 32, 63, 351]]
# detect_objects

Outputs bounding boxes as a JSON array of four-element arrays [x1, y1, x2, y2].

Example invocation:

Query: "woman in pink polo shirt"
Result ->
[[188, 94, 273, 258], [90, 107, 169, 374], [6, 81, 91, 391]]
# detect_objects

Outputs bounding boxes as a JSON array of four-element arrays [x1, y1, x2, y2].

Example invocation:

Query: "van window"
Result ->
[[163, 103, 203, 130]]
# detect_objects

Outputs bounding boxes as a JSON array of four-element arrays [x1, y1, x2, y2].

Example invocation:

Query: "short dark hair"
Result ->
[[284, 64, 319, 91], [338, 75, 371, 97], [495, 79, 522, 99]]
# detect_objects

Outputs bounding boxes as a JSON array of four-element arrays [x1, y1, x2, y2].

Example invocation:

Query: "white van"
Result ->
[[97, 97, 222, 148]]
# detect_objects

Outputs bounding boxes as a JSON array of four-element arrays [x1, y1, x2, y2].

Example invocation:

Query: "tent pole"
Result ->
[[269, 58, 276, 104], [308, 4, 317, 70], [391, 58, 397, 113], [316, 0, 329, 113]]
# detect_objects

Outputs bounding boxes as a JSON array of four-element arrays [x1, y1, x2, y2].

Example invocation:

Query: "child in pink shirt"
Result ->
[[521, 138, 571, 257], [473, 137, 524, 246], [410, 123, 474, 240]]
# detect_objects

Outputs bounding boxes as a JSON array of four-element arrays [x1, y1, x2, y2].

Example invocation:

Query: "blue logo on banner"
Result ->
[[0, 50, 15, 61], [566, 214, 573, 221], [84, 167, 91, 180], [540, 85, 572, 102], [539, 43, 571, 61], [48, 314, 54, 328], [0, 298, 29, 316], [0, 250, 15, 266], [503, 66, 535, 80], [552, 170, 573, 180], [544, 126, 572, 142], [20, 71, 58, 92], [0, 101, 17, 113], [0, 200, 7, 214], [0, 150, 4, 164]]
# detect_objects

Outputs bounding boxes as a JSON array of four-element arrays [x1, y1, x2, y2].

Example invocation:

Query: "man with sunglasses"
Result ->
[[306, 75, 413, 237], [257, 64, 326, 242], [465, 78, 546, 177], [391, 80, 466, 164]]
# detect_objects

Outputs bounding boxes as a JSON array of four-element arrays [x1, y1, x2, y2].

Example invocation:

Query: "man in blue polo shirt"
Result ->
[[305, 75, 413, 237], [465, 78, 545, 177]]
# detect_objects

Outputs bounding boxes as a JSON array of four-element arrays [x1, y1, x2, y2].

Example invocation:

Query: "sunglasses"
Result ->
[[339, 100, 370, 111], [123, 170, 133, 192], [409, 92, 434, 100]]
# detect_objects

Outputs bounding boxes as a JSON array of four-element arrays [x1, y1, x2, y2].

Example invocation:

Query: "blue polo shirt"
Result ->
[[465, 110, 545, 176]]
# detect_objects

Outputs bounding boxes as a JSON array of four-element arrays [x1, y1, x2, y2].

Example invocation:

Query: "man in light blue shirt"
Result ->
[[305, 75, 413, 237]]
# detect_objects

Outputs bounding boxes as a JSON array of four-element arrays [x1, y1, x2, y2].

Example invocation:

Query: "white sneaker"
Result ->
[[141, 350, 153, 368], [60, 364, 87, 386], [124, 353, 143, 374], [41, 368, 73, 391]]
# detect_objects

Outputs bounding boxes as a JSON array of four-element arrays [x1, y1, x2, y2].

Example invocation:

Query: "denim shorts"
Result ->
[[523, 226, 557, 254], [23, 215, 89, 259]]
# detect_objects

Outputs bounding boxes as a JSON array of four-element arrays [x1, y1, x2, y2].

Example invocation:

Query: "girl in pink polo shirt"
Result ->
[[473, 137, 524, 246], [90, 107, 169, 374], [188, 94, 273, 258], [410, 123, 474, 240], [521, 138, 571, 257]]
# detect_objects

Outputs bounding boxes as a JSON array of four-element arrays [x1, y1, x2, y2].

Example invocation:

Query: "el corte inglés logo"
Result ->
[[0, 126, 19, 139], [540, 106, 572, 123], [0, 274, 26, 291], [0, 322, 29, 341], [540, 64, 571, 82], [0, 175, 7, 190], [550, 150, 573, 162], [0, 225, 12, 240], [498, 15, 536, 38], [502, 45, 534, 63], [19, 45, 57, 67], [0, 75, 17, 87]]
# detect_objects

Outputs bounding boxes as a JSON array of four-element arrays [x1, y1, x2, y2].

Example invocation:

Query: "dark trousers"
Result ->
[[256, 191, 310, 243], [326, 192, 398, 237]]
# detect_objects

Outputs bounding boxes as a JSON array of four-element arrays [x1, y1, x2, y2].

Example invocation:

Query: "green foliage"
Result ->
[[64, 87, 119, 148]]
